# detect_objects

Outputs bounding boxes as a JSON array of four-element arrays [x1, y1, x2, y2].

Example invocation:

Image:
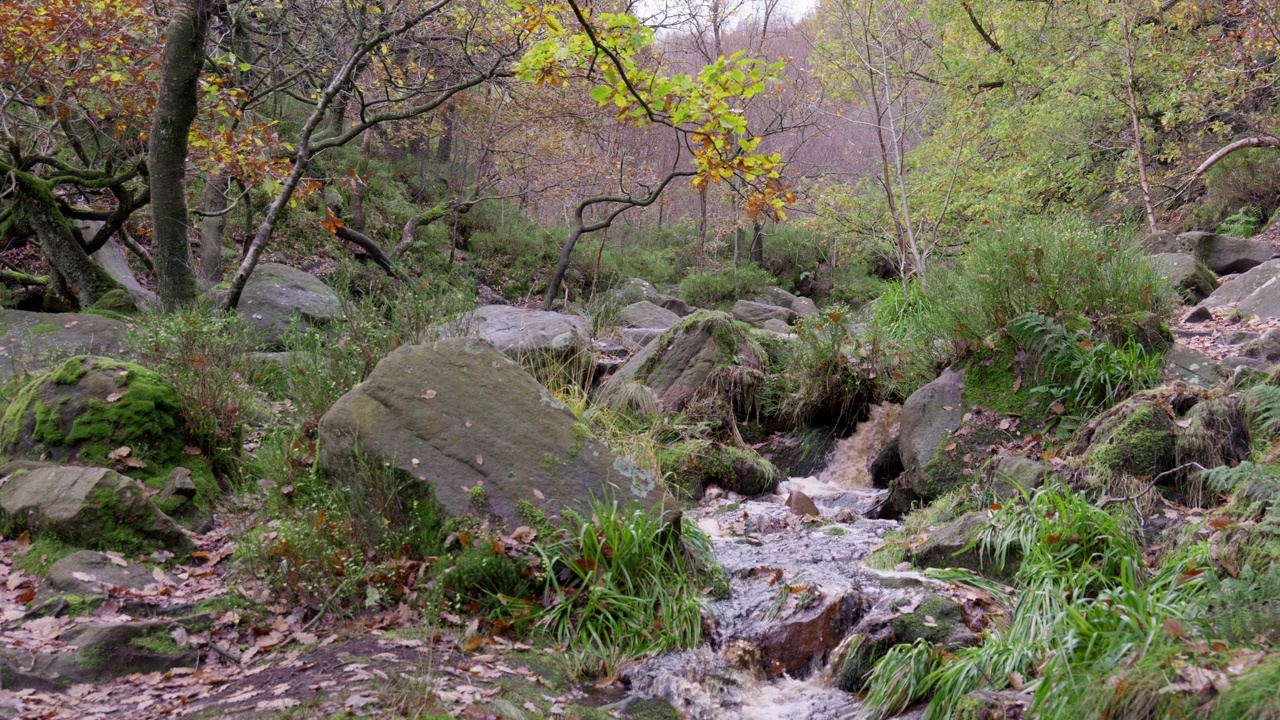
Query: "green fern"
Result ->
[[1246, 384, 1280, 437]]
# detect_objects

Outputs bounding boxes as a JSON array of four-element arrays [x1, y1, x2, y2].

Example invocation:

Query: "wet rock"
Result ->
[[732, 300, 797, 328], [235, 262, 343, 349], [0, 462, 193, 555], [1163, 344, 1227, 388], [1149, 253, 1217, 302], [317, 338, 661, 528], [0, 310, 134, 386], [437, 305, 591, 365], [599, 311, 764, 414], [755, 590, 864, 678], [618, 301, 681, 331], [899, 367, 966, 500], [786, 489, 821, 517], [833, 592, 975, 692], [869, 438, 904, 488]]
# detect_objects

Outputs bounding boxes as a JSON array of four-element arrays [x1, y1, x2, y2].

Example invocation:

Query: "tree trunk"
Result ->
[[199, 174, 227, 283], [542, 226, 583, 310], [12, 172, 125, 309], [149, 0, 214, 310], [750, 220, 764, 264], [1120, 1, 1158, 235]]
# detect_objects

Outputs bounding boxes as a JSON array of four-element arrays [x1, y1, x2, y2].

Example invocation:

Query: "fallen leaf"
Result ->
[[533, 489, 545, 500], [422, 390, 438, 400], [107, 446, 132, 461], [105, 391, 125, 403], [476, 454, 484, 465], [104, 551, 127, 567]]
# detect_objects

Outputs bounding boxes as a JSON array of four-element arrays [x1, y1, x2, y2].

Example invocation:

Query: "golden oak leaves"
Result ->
[[512, 2, 794, 221], [0, 0, 290, 189]]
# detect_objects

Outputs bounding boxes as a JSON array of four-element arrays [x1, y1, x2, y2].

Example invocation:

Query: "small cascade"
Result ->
[[622, 404, 939, 719]]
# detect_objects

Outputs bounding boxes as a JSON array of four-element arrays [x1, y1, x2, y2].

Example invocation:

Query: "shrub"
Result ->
[[760, 307, 876, 427], [677, 263, 779, 308], [1189, 148, 1280, 233]]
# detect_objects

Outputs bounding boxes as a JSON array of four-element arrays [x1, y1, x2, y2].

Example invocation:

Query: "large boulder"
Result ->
[[833, 592, 975, 692], [1197, 259, 1280, 319], [899, 368, 966, 498], [731, 299, 797, 327], [317, 338, 661, 529], [791, 296, 820, 317], [1198, 234, 1278, 275], [1148, 253, 1217, 303], [911, 511, 1013, 578], [0, 310, 134, 386], [0, 356, 187, 477], [597, 311, 765, 414], [0, 462, 193, 554], [617, 301, 680, 331], [236, 262, 343, 348], [438, 305, 591, 365]]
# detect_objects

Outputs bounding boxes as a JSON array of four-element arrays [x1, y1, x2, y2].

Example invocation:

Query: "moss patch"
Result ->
[[1086, 401, 1176, 478]]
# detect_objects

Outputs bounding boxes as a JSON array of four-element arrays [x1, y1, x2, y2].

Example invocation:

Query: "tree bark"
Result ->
[[11, 171, 125, 309], [750, 220, 764, 264], [149, 0, 214, 310], [199, 174, 227, 283]]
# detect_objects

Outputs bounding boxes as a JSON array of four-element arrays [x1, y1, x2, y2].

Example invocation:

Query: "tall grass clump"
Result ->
[[868, 214, 1176, 395], [761, 306, 875, 427], [862, 483, 1209, 720], [130, 308, 265, 480], [533, 500, 720, 678], [678, 262, 779, 308]]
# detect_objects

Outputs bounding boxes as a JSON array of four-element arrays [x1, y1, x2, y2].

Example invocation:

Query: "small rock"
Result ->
[[790, 296, 820, 317], [617, 301, 681, 330], [785, 489, 821, 517], [731, 299, 797, 327], [158, 467, 198, 502]]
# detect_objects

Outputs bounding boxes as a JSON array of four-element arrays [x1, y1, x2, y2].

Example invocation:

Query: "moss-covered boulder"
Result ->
[[983, 455, 1048, 500], [833, 592, 975, 692], [0, 356, 193, 480], [1071, 383, 1203, 478], [658, 439, 779, 497], [0, 462, 193, 555], [952, 690, 1032, 720], [598, 310, 765, 415], [29, 550, 178, 616], [317, 338, 662, 529], [1148, 253, 1217, 303]]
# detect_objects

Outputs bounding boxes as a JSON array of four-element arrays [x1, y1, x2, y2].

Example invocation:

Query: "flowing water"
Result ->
[[619, 404, 937, 720]]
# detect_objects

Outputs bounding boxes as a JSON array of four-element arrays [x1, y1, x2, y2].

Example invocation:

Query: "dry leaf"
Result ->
[[476, 454, 484, 465], [422, 390, 438, 400], [105, 391, 125, 403]]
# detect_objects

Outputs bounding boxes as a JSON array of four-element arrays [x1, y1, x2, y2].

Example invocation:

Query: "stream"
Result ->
[[619, 405, 940, 720]]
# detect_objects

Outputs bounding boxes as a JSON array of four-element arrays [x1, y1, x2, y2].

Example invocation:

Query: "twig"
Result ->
[[1098, 462, 1207, 508]]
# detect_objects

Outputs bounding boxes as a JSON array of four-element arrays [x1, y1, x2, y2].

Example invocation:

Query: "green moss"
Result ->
[[952, 693, 985, 720], [890, 595, 961, 644], [79, 485, 157, 555], [467, 485, 488, 512], [443, 545, 530, 607], [129, 630, 186, 656], [28, 323, 58, 336], [660, 439, 778, 497], [1209, 656, 1280, 720], [516, 500, 554, 536], [50, 357, 88, 385], [89, 289, 136, 314], [77, 644, 107, 671], [1087, 402, 1175, 477], [12, 536, 75, 577]]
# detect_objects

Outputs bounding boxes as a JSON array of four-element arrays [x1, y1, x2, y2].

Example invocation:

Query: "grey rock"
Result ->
[[0, 463, 193, 555], [0, 310, 134, 386], [44, 550, 171, 597], [912, 511, 1009, 577], [833, 592, 975, 692], [899, 367, 965, 496], [1224, 356, 1269, 373], [317, 338, 661, 529], [1184, 306, 1214, 323], [616, 278, 664, 305], [1199, 234, 1278, 275], [236, 263, 343, 348], [1148, 253, 1217, 302], [1141, 230, 1196, 254], [790, 296, 820, 317], [598, 311, 764, 414], [1163, 344, 1228, 388], [620, 327, 664, 348], [1257, 328, 1280, 362], [731, 299, 797, 327], [1227, 331, 1260, 345], [785, 489, 820, 517], [759, 318, 793, 335], [439, 305, 591, 363], [658, 297, 698, 318], [1198, 259, 1280, 319], [617, 301, 680, 331], [984, 455, 1047, 499], [757, 286, 798, 307]]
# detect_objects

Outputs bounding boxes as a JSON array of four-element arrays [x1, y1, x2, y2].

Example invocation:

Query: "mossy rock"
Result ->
[[1071, 383, 1203, 479], [0, 356, 185, 481], [598, 310, 765, 415], [0, 462, 193, 555], [952, 690, 1032, 720], [911, 511, 1017, 579], [658, 439, 779, 498], [833, 593, 973, 692]]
